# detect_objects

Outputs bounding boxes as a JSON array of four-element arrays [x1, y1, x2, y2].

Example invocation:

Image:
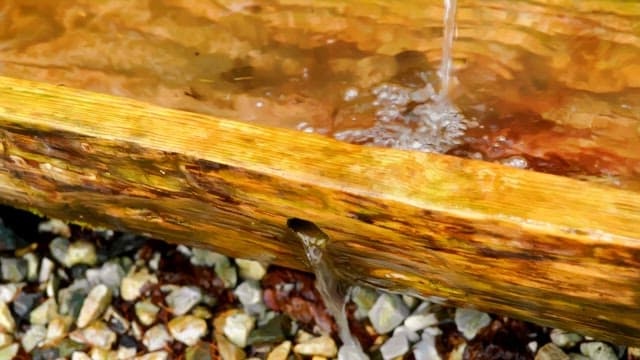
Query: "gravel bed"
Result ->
[[0, 205, 635, 360]]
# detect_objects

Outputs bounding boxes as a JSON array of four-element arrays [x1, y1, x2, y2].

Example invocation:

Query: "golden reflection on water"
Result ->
[[0, 0, 639, 188]]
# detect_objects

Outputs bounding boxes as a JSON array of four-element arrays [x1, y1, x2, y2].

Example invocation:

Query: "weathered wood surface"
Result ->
[[2, 0, 640, 189], [0, 76, 639, 344]]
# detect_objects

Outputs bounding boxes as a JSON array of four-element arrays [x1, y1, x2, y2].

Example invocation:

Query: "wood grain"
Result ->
[[0, 76, 639, 344]]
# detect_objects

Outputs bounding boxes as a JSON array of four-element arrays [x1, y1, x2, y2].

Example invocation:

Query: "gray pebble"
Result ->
[[368, 293, 409, 335], [455, 308, 491, 340], [165, 286, 202, 316]]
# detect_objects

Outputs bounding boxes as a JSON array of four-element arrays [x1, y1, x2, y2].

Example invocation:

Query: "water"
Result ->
[[287, 219, 369, 360], [1, 0, 639, 189]]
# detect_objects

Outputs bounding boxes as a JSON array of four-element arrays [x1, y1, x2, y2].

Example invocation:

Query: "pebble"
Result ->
[[0, 284, 20, 303], [135, 300, 160, 326], [191, 306, 213, 320], [56, 338, 87, 358], [0, 343, 19, 359], [104, 306, 130, 335], [45, 316, 73, 343], [1, 257, 27, 282], [118, 346, 138, 359], [351, 286, 378, 320], [23, 252, 39, 282], [143, 324, 172, 351], [69, 320, 117, 349], [39, 257, 55, 284], [380, 334, 409, 360], [38, 219, 71, 238], [392, 325, 419, 342], [120, 269, 158, 301], [414, 332, 440, 360], [580, 342, 617, 360], [165, 286, 202, 315], [234, 280, 262, 306], [215, 256, 237, 289], [168, 315, 207, 346], [293, 335, 337, 358], [22, 324, 47, 352], [85, 262, 125, 294], [185, 342, 214, 360], [30, 297, 57, 325], [12, 291, 41, 320], [404, 302, 437, 332], [0, 302, 15, 333], [236, 259, 267, 281], [190, 248, 226, 267], [71, 352, 91, 360], [223, 311, 256, 347], [536, 343, 569, 360], [267, 340, 292, 360], [0, 333, 12, 348], [550, 329, 584, 349], [368, 293, 409, 334], [247, 314, 287, 345], [454, 308, 492, 340], [337, 344, 369, 360], [135, 351, 169, 360], [77, 284, 112, 327]]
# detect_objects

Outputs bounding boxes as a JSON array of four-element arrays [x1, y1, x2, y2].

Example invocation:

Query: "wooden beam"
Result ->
[[0, 76, 639, 344]]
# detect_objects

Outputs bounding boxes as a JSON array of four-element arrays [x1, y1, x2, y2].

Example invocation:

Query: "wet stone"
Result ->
[[38, 219, 71, 238], [236, 259, 267, 281], [23, 252, 39, 282], [22, 324, 47, 352], [404, 302, 437, 332], [39, 257, 55, 284], [215, 256, 237, 289], [135, 300, 160, 326], [143, 324, 172, 351], [70, 320, 117, 349], [0, 333, 12, 348], [190, 247, 226, 267], [58, 279, 90, 316], [77, 284, 112, 328], [32, 346, 60, 360], [247, 314, 288, 345], [185, 342, 214, 360], [55, 338, 87, 358], [413, 336, 440, 360], [121, 269, 158, 302], [165, 286, 202, 316], [66, 241, 98, 268], [168, 315, 207, 346], [267, 340, 292, 360], [12, 291, 41, 320], [69, 264, 89, 281], [235, 280, 262, 306], [454, 308, 492, 340], [580, 342, 617, 360], [293, 335, 337, 358], [1, 257, 28, 283], [380, 334, 409, 360], [0, 283, 21, 303], [351, 286, 378, 320], [119, 334, 139, 350], [0, 219, 23, 251], [45, 316, 73, 343], [104, 307, 130, 335], [536, 343, 570, 360], [50, 237, 70, 266], [368, 293, 409, 335], [0, 343, 19, 359], [223, 311, 256, 348], [30, 297, 57, 325], [135, 351, 169, 360], [0, 302, 15, 333], [551, 329, 584, 349]]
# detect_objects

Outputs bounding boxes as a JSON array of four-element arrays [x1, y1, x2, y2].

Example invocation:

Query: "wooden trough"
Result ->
[[1, 0, 640, 345]]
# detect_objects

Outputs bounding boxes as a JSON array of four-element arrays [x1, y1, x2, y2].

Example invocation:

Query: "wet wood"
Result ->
[[0, 76, 639, 344]]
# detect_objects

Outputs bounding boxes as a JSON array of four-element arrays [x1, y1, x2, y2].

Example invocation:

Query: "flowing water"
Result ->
[[1, 0, 639, 189]]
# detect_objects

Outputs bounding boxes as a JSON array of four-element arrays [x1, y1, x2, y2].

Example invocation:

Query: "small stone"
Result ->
[[56, 338, 87, 358], [528, 341, 539, 353], [404, 302, 437, 332], [131, 321, 144, 340], [32, 346, 60, 360], [413, 336, 440, 360], [69, 320, 117, 349], [351, 286, 378, 320], [166, 286, 202, 315], [450, 343, 467, 360], [267, 340, 291, 360], [337, 344, 369, 360], [402, 295, 419, 310], [104, 306, 130, 335], [148, 252, 161, 272], [629, 347, 640, 360], [45, 316, 73, 343], [0, 343, 19, 359], [223, 312, 256, 347], [89, 347, 111, 360], [30, 298, 58, 325], [0, 333, 12, 348], [1, 257, 27, 282], [38, 219, 71, 238], [454, 308, 491, 340], [0, 284, 21, 303], [215, 256, 237, 288], [550, 329, 584, 349], [117, 346, 137, 359], [86, 262, 125, 294], [12, 291, 41, 320], [22, 324, 47, 352], [22, 253, 39, 282], [0, 302, 15, 333], [143, 324, 172, 351], [168, 315, 207, 346], [293, 335, 337, 358], [39, 258, 55, 284], [368, 294, 409, 335], [580, 342, 617, 360], [66, 241, 97, 268], [77, 284, 112, 328], [235, 259, 267, 281], [191, 306, 213, 320], [235, 280, 262, 306], [185, 342, 214, 360], [49, 237, 70, 266], [380, 334, 409, 360], [120, 269, 158, 301], [135, 300, 160, 326], [216, 334, 246, 360], [135, 351, 169, 360], [536, 343, 570, 360], [57, 279, 90, 316], [247, 315, 288, 345], [71, 352, 91, 360], [190, 248, 226, 267], [392, 325, 419, 342]]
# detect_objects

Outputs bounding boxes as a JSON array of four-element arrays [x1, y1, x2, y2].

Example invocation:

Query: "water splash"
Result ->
[[287, 219, 369, 360], [439, 0, 458, 99]]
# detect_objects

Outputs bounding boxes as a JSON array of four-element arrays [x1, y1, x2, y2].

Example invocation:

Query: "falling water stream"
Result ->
[[290, 2, 459, 358]]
